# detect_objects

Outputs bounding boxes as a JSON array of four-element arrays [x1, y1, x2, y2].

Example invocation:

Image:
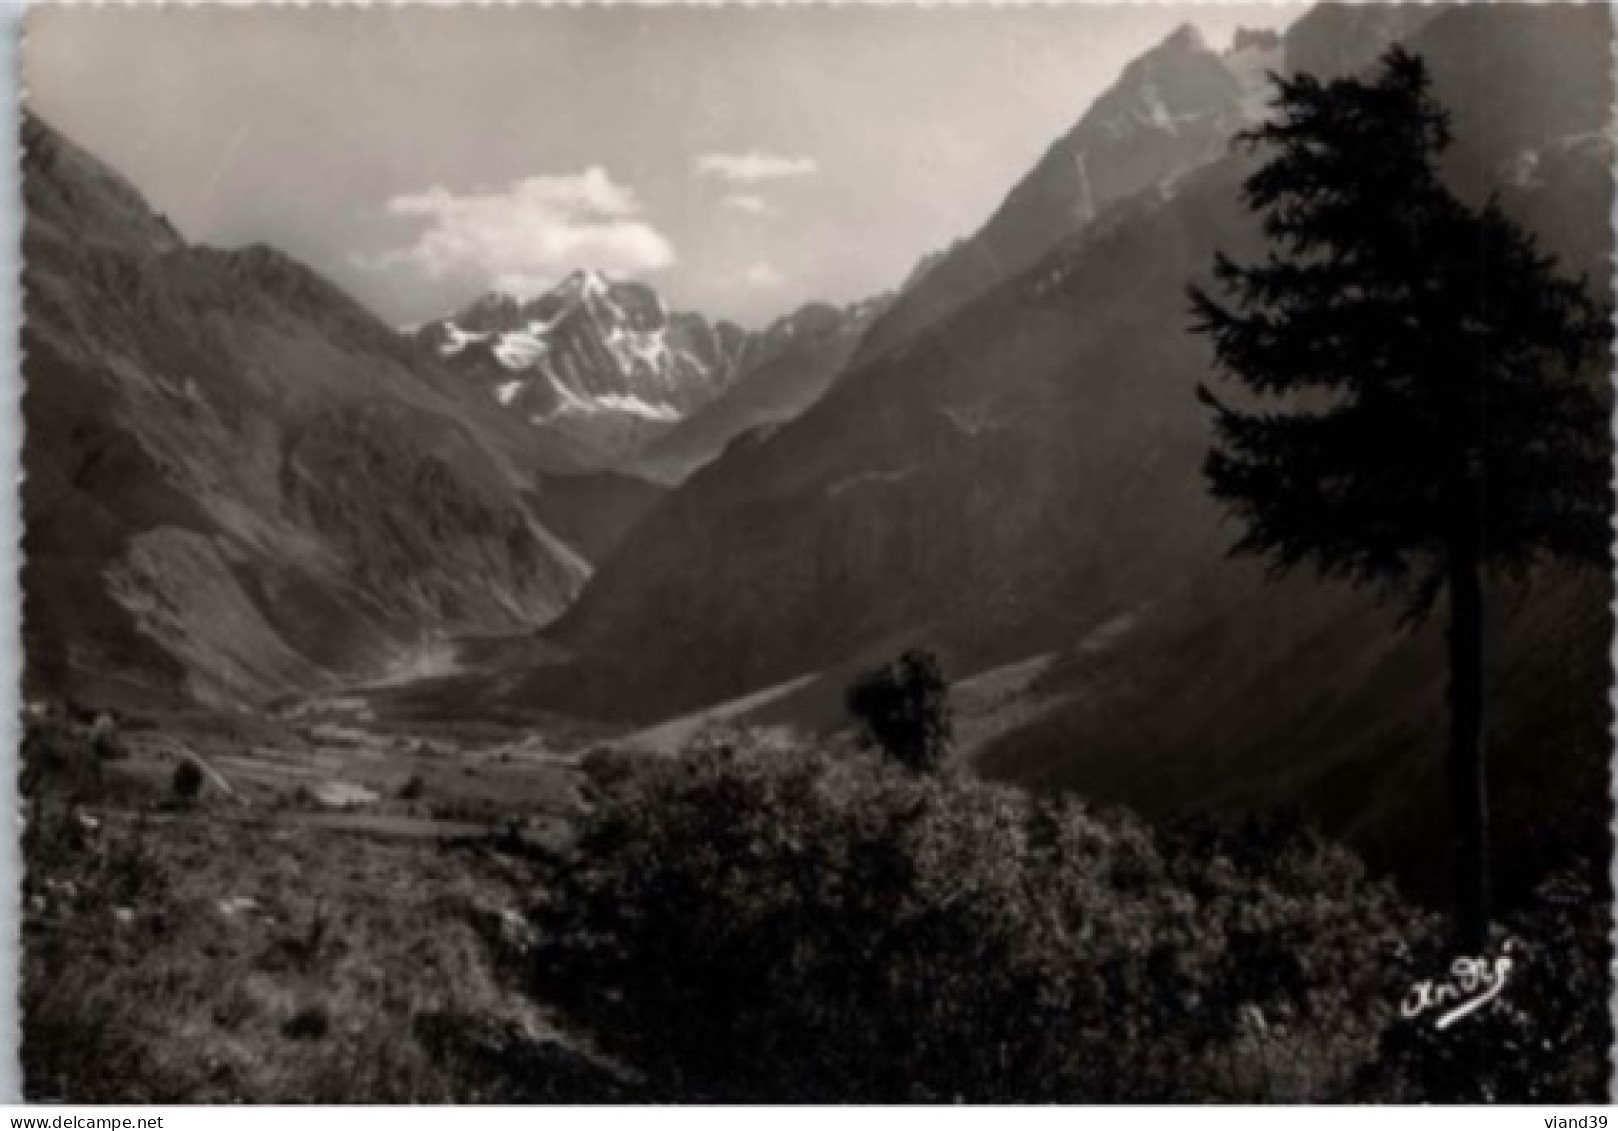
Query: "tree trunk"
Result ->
[[1446, 507, 1490, 951]]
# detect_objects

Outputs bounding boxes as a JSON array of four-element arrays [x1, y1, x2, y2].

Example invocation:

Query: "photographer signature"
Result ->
[[1400, 942, 1514, 1030]]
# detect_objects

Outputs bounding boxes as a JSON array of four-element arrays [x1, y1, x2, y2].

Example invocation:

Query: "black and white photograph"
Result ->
[[14, 1, 1616, 1105]]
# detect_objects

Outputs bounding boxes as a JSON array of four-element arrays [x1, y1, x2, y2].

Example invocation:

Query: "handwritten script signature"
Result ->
[[1401, 942, 1514, 1030]]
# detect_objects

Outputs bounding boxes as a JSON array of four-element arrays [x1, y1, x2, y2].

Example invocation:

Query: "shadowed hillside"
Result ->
[[22, 113, 595, 708], [529, 3, 1615, 905]]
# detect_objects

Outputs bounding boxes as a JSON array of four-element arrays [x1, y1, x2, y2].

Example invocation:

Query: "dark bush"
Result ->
[[577, 746, 641, 803], [89, 714, 127, 762], [534, 731, 1416, 1101], [21, 719, 104, 804], [171, 759, 204, 803], [282, 1003, 330, 1042], [846, 649, 952, 772]]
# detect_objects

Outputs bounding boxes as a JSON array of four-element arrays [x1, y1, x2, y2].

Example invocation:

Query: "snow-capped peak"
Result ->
[[421, 271, 752, 438], [558, 269, 612, 302]]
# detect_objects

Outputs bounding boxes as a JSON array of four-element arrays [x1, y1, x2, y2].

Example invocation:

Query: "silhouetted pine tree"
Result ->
[[1189, 48, 1610, 949]]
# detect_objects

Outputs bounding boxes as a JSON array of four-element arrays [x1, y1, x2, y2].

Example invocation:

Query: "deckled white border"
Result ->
[[1608, 0, 1617, 1106], [3, 0, 20, 1108]]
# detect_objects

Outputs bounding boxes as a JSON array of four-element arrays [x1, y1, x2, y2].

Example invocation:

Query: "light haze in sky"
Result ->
[[26, 3, 1293, 328]]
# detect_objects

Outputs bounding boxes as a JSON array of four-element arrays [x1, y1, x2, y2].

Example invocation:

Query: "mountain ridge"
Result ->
[[520, 3, 1614, 902], [844, 20, 1278, 374], [418, 274, 889, 475], [21, 110, 596, 707]]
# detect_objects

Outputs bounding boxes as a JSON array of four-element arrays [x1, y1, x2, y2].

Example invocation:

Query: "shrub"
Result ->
[[534, 731, 1415, 1101], [845, 649, 952, 772], [21, 719, 104, 804], [171, 758, 204, 803], [398, 775, 426, 801], [578, 746, 642, 802], [25, 803, 168, 912], [88, 714, 127, 761], [282, 1003, 331, 1042]]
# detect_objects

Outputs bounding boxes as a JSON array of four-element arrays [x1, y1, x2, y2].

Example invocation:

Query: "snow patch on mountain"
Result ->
[[528, 369, 680, 424], [604, 324, 674, 380], [493, 329, 549, 369], [437, 325, 492, 357], [597, 393, 681, 422], [420, 270, 750, 438]]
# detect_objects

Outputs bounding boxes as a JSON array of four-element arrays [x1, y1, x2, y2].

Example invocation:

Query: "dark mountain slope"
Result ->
[[22, 113, 591, 708], [847, 23, 1263, 371], [548, 1, 1610, 707], [527, 472, 667, 563], [1279, 2, 1439, 81], [627, 297, 891, 485], [967, 0, 1616, 903], [532, 4, 1612, 901], [546, 154, 1258, 718]]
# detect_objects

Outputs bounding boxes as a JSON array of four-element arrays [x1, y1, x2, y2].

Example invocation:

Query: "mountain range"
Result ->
[[525, 3, 1614, 901], [418, 274, 890, 478], [22, 114, 604, 707], [22, 2, 1613, 904], [845, 22, 1281, 372]]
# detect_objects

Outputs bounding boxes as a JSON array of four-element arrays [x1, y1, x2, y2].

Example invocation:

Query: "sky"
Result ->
[[25, 3, 1295, 329]]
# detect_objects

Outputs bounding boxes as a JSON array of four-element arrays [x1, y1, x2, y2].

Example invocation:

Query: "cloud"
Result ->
[[743, 262, 785, 288], [357, 168, 674, 295], [696, 150, 818, 183], [721, 193, 774, 216]]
